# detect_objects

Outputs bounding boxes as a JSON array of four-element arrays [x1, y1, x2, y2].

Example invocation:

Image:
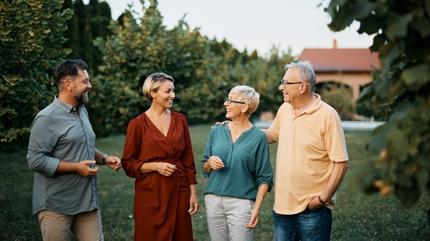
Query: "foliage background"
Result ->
[[0, 0, 72, 151], [326, 0, 430, 206], [1, 0, 429, 237], [0, 0, 293, 143]]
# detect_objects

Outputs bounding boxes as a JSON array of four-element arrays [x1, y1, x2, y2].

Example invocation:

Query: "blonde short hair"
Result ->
[[229, 85, 260, 115], [142, 72, 174, 100]]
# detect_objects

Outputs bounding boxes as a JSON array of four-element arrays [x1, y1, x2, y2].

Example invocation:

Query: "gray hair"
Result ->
[[229, 85, 260, 115], [142, 72, 174, 100], [285, 60, 316, 92]]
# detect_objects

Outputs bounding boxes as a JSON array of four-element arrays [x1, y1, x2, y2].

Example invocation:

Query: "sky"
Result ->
[[103, 0, 373, 56]]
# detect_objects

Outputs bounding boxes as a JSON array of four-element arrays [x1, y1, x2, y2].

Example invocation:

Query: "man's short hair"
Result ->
[[285, 60, 316, 92], [54, 59, 88, 86]]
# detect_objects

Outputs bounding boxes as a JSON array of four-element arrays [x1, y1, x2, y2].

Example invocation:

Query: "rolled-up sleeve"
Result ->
[[27, 115, 60, 177], [201, 127, 215, 177], [255, 137, 273, 192]]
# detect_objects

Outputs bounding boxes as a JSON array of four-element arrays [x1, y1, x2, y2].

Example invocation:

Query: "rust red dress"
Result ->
[[122, 112, 197, 241]]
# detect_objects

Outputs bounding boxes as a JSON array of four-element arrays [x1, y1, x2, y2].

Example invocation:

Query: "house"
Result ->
[[298, 40, 380, 99]]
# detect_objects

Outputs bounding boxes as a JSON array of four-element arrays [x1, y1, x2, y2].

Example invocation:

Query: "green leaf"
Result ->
[[386, 128, 409, 161], [416, 169, 429, 187], [425, 0, 430, 17], [370, 34, 385, 52], [411, 17, 430, 37], [401, 64, 430, 89], [385, 13, 413, 40], [327, 1, 375, 31], [358, 14, 383, 34], [379, 43, 402, 68], [357, 83, 375, 102]]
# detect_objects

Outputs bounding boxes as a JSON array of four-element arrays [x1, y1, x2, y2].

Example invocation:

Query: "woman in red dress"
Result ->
[[122, 72, 199, 241]]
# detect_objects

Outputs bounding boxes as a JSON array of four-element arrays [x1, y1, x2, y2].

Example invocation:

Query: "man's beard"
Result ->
[[75, 91, 89, 105]]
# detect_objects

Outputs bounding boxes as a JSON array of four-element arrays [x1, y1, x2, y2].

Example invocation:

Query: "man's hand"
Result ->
[[76, 160, 99, 177], [307, 196, 325, 210], [156, 162, 177, 176], [207, 156, 225, 171], [104, 155, 121, 171]]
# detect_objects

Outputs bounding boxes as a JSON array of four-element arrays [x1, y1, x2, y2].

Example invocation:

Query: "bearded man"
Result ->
[[27, 59, 121, 241]]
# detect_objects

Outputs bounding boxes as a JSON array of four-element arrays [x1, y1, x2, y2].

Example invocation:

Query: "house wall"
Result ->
[[316, 72, 372, 99]]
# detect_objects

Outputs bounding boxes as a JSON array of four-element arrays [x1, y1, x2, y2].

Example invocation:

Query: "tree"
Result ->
[[63, 0, 112, 74], [0, 0, 72, 151], [326, 0, 430, 206], [317, 82, 355, 120], [92, 0, 206, 135], [90, 0, 294, 135]]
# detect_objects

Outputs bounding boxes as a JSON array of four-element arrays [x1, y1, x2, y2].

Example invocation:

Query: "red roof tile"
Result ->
[[298, 48, 380, 72]]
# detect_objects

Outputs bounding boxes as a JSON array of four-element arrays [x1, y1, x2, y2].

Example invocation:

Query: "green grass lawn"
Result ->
[[1, 125, 429, 240]]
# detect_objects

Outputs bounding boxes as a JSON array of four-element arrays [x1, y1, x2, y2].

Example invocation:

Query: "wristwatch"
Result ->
[[102, 154, 109, 165]]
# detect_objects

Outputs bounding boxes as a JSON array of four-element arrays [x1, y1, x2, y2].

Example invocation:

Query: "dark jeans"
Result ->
[[273, 207, 332, 241]]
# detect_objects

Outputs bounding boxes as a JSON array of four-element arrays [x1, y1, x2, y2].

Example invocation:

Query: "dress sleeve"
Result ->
[[180, 114, 197, 185], [122, 118, 145, 179], [254, 135, 273, 191]]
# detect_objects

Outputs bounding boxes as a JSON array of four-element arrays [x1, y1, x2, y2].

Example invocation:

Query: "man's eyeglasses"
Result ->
[[280, 79, 303, 85], [224, 97, 246, 105]]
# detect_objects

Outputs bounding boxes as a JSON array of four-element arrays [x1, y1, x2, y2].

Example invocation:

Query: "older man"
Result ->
[[267, 61, 348, 241], [27, 59, 121, 241]]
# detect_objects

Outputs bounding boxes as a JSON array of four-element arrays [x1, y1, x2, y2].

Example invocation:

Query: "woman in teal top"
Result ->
[[202, 85, 273, 241]]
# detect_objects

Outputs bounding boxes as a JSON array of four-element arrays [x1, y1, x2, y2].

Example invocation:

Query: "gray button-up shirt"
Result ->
[[27, 96, 98, 215]]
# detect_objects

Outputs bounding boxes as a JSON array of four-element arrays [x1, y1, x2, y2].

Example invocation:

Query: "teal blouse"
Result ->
[[202, 123, 273, 200]]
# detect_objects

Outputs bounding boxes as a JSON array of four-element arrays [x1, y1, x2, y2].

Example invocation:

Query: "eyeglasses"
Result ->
[[280, 79, 303, 85], [224, 97, 246, 105]]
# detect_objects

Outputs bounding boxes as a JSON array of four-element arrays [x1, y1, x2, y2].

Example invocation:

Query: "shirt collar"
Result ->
[[288, 93, 322, 117], [301, 93, 322, 115], [53, 96, 79, 113]]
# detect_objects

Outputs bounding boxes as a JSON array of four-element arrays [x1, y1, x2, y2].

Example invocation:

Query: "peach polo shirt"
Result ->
[[268, 94, 348, 215]]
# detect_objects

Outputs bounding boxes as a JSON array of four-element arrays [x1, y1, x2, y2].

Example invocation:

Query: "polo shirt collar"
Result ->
[[301, 93, 322, 115], [290, 93, 322, 118]]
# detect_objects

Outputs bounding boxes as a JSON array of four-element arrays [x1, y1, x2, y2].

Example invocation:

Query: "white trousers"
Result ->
[[205, 194, 255, 241]]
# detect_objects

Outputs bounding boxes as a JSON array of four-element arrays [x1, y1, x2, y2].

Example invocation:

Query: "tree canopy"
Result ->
[[0, 0, 72, 151], [63, 0, 112, 74], [326, 0, 430, 206], [91, 0, 292, 135]]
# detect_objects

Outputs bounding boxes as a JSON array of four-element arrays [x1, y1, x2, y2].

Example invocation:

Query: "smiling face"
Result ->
[[150, 80, 175, 109], [279, 68, 306, 105], [63, 68, 92, 105], [224, 92, 247, 120]]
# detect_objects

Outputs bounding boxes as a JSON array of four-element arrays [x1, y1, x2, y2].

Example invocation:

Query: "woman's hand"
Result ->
[[207, 156, 224, 171], [188, 185, 199, 215], [246, 206, 260, 229], [156, 162, 177, 176]]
